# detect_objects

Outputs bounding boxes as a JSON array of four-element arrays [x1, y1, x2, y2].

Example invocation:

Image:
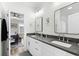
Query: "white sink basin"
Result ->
[[51, 41, 72, 48]]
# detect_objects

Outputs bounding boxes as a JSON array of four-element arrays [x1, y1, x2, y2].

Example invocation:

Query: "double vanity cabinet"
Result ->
[[26, 36, 75, 56]]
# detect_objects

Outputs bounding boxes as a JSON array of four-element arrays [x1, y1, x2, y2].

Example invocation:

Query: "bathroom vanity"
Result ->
[[26, 2, 79, 56], [26, 34, 79, 56]]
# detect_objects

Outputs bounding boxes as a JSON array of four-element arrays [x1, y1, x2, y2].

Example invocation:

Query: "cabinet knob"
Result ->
[[35, 41, 38, 44], [35, 48, 39, 51], [28, 42, 30, 46]]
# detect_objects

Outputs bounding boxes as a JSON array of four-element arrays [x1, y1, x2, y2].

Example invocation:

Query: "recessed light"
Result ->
[[68, 7, 72, 10]]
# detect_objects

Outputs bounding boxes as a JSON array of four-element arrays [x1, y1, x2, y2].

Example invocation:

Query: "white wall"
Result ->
[[42, 2, 79, 39], [1, 2, 79, 51], [35, 2, 79, 39], [0, 3, 6, 56], [1, 2, 36, 51], [35, 3, 58, 35], [1, 2, 35, 33]]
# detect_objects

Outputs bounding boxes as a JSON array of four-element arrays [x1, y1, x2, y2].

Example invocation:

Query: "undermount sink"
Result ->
[[31, 35, 37, 37], [51, 41, 72, 48]]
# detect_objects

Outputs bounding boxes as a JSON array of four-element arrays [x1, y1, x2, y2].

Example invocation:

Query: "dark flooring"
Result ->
[[19, 51, 32, 56]]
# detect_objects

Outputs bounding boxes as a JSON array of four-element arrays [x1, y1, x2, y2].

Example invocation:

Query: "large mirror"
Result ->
[[35, 17, 43, 32], [54, 2, 79, 34]]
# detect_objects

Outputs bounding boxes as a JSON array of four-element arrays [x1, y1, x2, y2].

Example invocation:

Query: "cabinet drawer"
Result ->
[[41, 41, 74, 56], [34, 47, 41, 56], [54, 47, 74, 56], [41, 42, 56, 56], [28, 37, 74, 56], [29, 37, 42, 56], [29, 42, 41, 56], [31, 38, 41, 47]]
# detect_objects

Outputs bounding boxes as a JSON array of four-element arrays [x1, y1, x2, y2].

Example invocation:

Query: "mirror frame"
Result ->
[[54, 2, 79, 35], [35, 17, 43, 33]]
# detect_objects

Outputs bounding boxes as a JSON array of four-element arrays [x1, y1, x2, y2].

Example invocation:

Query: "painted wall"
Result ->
[[1, 2, 79, 51], [1, 2, 36, 51], [53, 2, 79, 39], [35, 2, 79, 39], [0, 3, 6, 56]]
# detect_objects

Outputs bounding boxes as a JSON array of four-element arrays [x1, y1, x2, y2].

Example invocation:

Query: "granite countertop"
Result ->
[[27, 35, 79, 56]]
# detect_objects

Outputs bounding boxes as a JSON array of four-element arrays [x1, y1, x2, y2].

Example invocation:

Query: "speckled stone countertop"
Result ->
[[27, 35, 79, 56]]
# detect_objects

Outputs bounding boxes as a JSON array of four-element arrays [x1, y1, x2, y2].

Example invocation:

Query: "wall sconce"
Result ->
[[46, 17, 50, 24]]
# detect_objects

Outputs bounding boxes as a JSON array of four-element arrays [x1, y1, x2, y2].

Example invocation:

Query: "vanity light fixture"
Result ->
[[53, 2, 63, 7]]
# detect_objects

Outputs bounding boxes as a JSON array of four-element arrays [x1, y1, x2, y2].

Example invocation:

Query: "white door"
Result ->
[[0, 19, 1, 56], [8, 11, 11, 56]]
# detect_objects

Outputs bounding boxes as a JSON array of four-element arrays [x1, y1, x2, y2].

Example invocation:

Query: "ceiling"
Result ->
[[1, 2, 53, 13], [27, 2, 53, 13]]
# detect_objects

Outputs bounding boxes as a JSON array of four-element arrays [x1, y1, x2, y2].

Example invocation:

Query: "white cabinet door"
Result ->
[[32, 39, 41, 56], [41, 42, 56, 56], [26, 37, 35, 55], [41, 41, 74, 56], [27, 37, 75, 56], [27, 37, 41, 56], [54, 47, 74, 56], [26, 36, 30, 50]]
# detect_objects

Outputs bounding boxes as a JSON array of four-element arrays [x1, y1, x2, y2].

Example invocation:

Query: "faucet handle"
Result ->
[[67, 39, 69, 43], [46, 35, 47, 38], [58, 34, 60, 40], [58, 36, 61, 40]]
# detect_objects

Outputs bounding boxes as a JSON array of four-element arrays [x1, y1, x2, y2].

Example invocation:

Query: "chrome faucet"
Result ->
[[62, 34, 65, 41], [46, 34, 47, 38], [58, 34, 69, 42], [41, 32, 44, 39], [62, 34, 69, 42], [67, 39, 69, 43], [41, 33, 43, 38], [58, 34, 61, 40], [58, 34, 65, 41]]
